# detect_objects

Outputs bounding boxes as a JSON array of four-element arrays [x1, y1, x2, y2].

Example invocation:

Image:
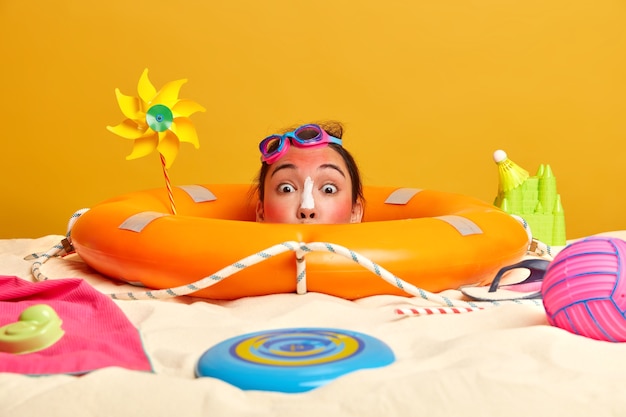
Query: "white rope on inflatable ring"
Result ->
[[511, 214, 555, 261], [27, 208, 90, 281], [28, 209, 547, 314]]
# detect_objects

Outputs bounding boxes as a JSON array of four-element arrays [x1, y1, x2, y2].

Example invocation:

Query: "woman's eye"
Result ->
[[278, 183, 296, 193], [321, 184, 338, 194]]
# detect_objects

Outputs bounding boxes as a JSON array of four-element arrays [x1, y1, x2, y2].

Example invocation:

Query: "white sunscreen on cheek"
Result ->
[[301, 177, 315, 209]]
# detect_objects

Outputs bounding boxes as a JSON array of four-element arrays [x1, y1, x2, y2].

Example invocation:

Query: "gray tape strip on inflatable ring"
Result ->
[[436, 215, 483, 236], [119, 211, 168, 233], [178, 185, 218, 203], [384, 188, 423, 205]]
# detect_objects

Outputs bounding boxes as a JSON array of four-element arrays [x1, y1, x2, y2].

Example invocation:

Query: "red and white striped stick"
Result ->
[[395, 307, 483, 316], [160, 154, 177, 215]]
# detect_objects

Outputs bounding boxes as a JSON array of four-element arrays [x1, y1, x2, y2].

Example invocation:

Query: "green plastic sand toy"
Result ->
[[493, 150, 566, 246]]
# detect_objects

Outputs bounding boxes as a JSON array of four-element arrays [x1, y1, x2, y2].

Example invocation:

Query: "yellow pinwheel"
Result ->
[[107, 68, 205, 168]]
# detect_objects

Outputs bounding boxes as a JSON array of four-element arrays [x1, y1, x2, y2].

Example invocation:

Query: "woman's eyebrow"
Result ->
[[319, 163, 346, 178], [270, 163, 296, 178]]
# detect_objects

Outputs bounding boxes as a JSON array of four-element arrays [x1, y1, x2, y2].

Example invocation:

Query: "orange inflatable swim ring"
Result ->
[[70, 184, 529, 300]]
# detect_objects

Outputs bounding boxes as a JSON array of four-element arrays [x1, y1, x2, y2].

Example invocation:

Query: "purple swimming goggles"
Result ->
[[259, 124, 343, 164]]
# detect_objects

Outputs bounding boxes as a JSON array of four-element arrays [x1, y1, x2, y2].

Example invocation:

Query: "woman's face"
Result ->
[[256, 145, 363, 224]]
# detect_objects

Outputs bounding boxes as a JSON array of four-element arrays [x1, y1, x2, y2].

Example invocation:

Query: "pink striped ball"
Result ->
[[542, 237, 626, 342]]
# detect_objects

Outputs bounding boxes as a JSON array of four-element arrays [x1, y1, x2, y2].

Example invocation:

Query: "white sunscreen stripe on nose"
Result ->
[[301, 177, 315, 209]]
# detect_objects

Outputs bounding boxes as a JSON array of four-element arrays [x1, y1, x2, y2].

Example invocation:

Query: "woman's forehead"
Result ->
[[267, 146, 348, 178]]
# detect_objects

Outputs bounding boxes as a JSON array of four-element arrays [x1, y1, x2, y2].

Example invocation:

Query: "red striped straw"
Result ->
[[395, 307, 483, 316], [160, 154, 177, 215]]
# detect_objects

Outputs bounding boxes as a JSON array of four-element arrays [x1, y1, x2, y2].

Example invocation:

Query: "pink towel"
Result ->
[[0, 276, 152, 375]]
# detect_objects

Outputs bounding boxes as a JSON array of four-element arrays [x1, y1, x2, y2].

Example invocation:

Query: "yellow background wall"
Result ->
[[1, 0, 625, 239]]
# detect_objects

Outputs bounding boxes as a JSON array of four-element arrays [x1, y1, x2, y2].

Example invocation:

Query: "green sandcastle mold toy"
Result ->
[[0, 304, 64, 354], [493, 150, 566, 246]]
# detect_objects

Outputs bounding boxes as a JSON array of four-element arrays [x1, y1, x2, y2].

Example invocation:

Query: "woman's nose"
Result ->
[[299, 177, 316, 220], [298, 207, 316, 219]]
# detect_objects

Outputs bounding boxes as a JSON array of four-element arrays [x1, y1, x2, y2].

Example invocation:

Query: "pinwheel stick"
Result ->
[[160, 154, 177, 215]]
